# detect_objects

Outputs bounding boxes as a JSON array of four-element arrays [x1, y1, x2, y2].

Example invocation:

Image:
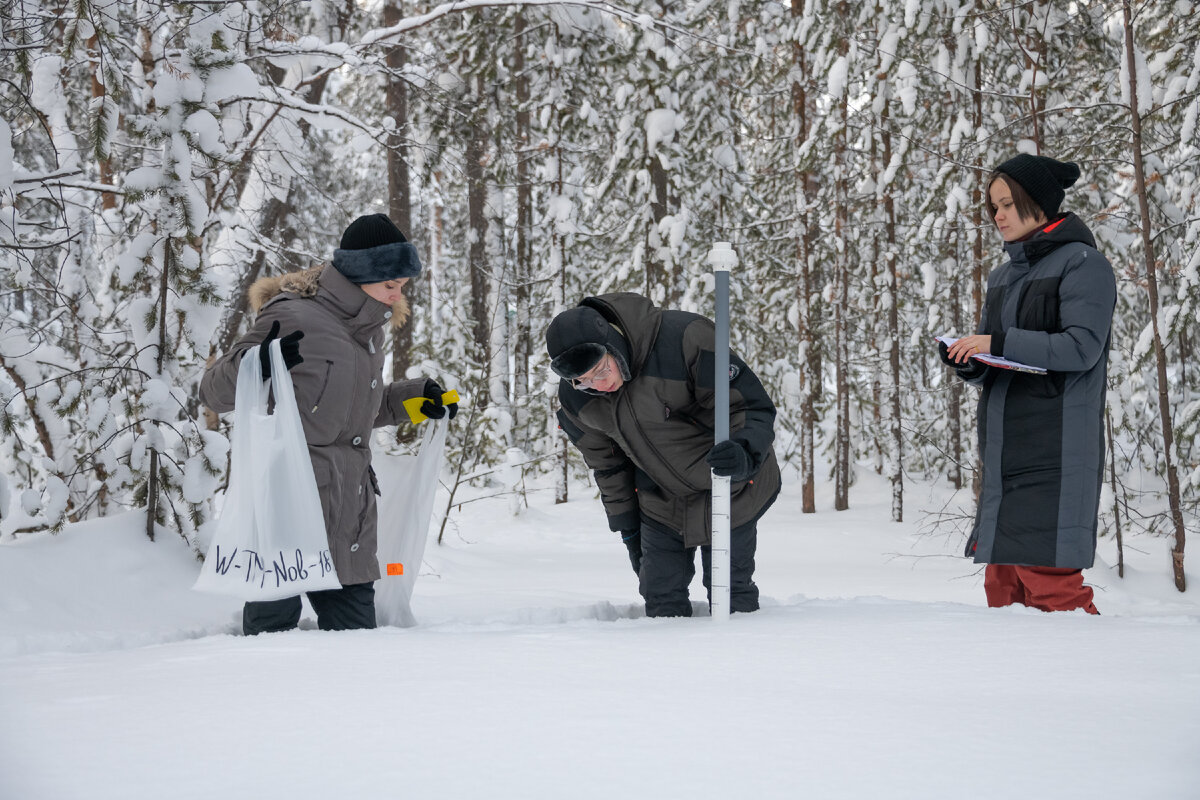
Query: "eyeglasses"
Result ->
[[572, 356, 615, 389]]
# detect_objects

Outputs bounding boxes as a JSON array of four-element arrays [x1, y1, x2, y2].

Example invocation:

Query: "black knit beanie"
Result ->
[[994, 154, 1081, 219], [546, 305, 632, 383], [332, 213, 422, 284]]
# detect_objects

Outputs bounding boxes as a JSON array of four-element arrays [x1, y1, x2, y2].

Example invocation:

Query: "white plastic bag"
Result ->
[[194, 341, 341, 601], [374, 418, 448, 627]]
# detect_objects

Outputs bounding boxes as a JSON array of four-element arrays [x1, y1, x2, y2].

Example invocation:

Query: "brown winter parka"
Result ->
[[200, 265, 426, 585], [556, 293, 781, 547]]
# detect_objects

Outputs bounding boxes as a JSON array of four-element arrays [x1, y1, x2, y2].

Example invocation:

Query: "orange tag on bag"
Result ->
[[386, 563, 404, 576]]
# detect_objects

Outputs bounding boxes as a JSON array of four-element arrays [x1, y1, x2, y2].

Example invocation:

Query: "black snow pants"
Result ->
[[242, 582, 377, 635], [637, 517, 759, 617]]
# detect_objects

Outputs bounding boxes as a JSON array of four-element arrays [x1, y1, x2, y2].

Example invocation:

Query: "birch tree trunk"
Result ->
[[467, 73, 490, 363], [1122, 0, 1187, 591], [384, 1, 414, 390], [1106, 407, 1125, 579], [868, 131, 883, 476], [791, 0, 818, 514], [833, 8, 851, 512], [1014, 2, 1049, 151], [549, 29, 569, 506], [947, 269, 964, 489], [970, 57, 986, 497], [429, 171, 444, 346], [881, 110, 902, 522], [513, 10, 533, 448]]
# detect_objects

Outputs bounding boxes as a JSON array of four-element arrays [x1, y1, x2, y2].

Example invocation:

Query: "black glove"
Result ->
[[621, 530, 642, 575], [706, 439, 753, 482], [259, 320, 305, 379], [420, 378, 458, 420]]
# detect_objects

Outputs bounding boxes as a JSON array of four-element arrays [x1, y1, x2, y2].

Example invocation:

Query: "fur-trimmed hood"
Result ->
[[248, 265, 410, 328]]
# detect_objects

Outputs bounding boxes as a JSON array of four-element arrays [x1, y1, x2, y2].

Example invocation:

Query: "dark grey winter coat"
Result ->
[[556, 293, 780, 547], [960, 214, 1116, 568], [200, 265, 426, 586]]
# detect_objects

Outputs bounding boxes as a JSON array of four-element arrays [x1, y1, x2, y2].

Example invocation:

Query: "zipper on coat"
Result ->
[[311, 360, 334, 413], [621, 393, 694, 491]]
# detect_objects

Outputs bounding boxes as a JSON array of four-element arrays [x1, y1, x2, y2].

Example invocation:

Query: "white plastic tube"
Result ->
[[707, 242, 737, 623]]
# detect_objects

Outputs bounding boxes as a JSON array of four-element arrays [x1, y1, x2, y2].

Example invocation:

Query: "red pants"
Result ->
[[984, 564, 1099, 614]]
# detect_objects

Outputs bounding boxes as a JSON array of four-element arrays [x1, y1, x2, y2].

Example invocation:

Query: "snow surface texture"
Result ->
[[1, 466, 1197, 799]]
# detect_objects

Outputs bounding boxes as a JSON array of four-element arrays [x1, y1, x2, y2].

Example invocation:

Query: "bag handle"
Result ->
[[229, 345, 271, 482], [265, 338, 301, 419], [234, 339, 299, 420]]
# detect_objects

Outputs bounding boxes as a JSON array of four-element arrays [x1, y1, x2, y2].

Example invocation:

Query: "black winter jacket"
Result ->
[[556, 293, 780, 547]]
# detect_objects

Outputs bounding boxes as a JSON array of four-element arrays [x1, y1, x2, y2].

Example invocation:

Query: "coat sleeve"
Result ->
[[556, 384, 639, 532], [995, 247, 1116, 373], [199, 303, 292, 413], [374, 377, 428, 427], [687, 320, 777, 476]]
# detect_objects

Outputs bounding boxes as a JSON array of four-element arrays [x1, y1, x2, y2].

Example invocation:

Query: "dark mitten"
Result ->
[[622, 530, 642, 575], [258, 320, 304, 379], [706, 439, 753, 481], [955, 360, 987, 381], [936, 340, 957, 367], [420, 378, 458, 420]]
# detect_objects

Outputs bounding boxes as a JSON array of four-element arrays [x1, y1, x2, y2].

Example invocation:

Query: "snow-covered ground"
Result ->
[[1, 465, 1197, 799]]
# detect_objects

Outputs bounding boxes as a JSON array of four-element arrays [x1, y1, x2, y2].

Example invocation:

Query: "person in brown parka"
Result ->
[[201, 214, 456, 635]]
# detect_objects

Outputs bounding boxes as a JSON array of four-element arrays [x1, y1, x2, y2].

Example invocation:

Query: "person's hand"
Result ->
[[945, 335, 991, 365], [621, 530, 642, 575], [420, 379, 458, 420], [706, 439, 753, 481], [259, 320, 305, 379]]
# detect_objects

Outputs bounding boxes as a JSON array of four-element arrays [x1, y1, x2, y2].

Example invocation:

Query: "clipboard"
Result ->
[[936, 336, 1047, 375]]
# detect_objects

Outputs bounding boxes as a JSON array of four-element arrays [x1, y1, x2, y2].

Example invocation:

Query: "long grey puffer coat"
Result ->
[[959, 213, 1116, 568], [200, 265, 426, 585]]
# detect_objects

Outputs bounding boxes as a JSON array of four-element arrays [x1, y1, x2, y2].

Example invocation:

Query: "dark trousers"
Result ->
[[242, 582, 377, 635], [638, 518, 759, 617]]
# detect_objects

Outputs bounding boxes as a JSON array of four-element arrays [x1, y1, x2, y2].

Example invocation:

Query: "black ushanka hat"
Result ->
[[332, 213, 422, 284], [546, 305, 632, 383], [995, 154, 1081, 219]]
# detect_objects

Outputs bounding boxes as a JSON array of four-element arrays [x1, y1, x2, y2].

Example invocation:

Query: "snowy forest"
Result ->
[[1, 0, 1197, 588]]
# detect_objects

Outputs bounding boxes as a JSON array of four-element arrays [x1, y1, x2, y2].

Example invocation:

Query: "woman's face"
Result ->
[[360, 277, 409, 306], [988, 178, 1046, 242]]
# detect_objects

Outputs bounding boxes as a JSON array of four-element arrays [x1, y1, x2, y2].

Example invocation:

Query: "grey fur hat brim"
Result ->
[[332, 241, 422, 284]]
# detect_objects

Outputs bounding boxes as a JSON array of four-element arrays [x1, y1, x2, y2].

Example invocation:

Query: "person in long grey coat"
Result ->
[[200, 214, 457, 634], [941, 154, 1114, 614]]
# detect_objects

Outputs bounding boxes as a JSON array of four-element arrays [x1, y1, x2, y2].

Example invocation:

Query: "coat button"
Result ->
[[358, 485, 363, 495], [350, 543, 359, 552], [371, 379, 378, 389], [352, 436, 362, 445], [383, 311, 392, 319]]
